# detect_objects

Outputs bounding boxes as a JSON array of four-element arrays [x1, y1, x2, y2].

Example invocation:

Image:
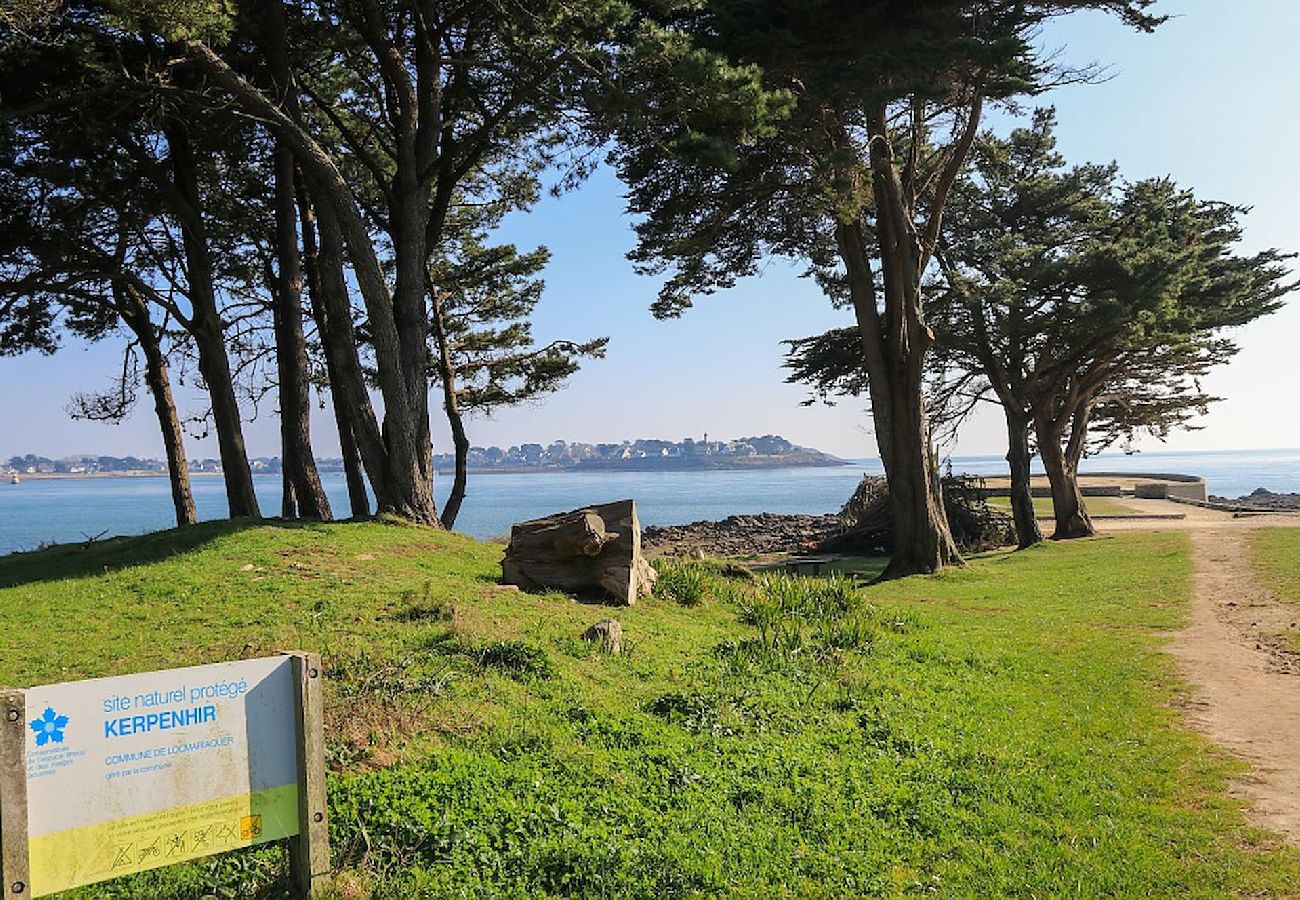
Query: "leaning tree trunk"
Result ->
[[430, 289, 470, 529], [299, 228, 371, 519], [1035, 413, 1094, 540], [164, 125, 260, 520], [117, 283, 197, 528], [189, 317, 259, 519], [1004, 408, 1043, 548], [441, 411, 470, 531], [296, 179, 380, 518]]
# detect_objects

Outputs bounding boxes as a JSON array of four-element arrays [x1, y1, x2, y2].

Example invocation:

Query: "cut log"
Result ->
[[501, 499, 656, 605]]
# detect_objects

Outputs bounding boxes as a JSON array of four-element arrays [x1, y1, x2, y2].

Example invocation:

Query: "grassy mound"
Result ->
[[2, 522, 1297, 897]]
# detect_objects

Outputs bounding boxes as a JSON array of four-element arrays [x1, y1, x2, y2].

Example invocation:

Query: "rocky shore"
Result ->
[[642, 513, 841, 558], [1209, 488, 1300, 511]]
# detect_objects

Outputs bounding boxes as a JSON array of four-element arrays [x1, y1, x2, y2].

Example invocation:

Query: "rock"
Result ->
[[582, 618, 623, 654], [642, 513, 842, 558], [1210, 489, 1300, 511]]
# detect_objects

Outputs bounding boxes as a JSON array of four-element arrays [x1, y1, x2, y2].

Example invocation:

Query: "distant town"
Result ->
[[2, 435, 848, 478]]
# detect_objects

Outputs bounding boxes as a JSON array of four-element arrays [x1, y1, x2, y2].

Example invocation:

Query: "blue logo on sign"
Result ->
[[30, 706, 69, 746]]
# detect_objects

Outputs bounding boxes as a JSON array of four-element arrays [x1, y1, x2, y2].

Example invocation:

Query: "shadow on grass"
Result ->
[[750, 555, 890, 582], [0, 518, 326, 590]]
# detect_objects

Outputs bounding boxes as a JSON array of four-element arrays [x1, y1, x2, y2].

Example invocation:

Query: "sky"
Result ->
[[3, 1, 1298, 463]]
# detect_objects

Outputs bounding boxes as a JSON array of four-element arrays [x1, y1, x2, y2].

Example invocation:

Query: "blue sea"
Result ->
[[2, 448, 1298, 556]]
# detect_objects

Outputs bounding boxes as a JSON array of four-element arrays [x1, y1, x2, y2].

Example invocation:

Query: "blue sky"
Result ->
[[4, 1, 1298, 461]]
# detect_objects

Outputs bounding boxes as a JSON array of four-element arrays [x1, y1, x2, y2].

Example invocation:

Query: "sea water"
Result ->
[[1, 447, 1298, 556]]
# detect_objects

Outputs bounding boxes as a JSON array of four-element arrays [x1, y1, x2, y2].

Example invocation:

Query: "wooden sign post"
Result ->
[[1, 690, 31, 897], [0, 654, 328, 898], [288, 653, 330, 896]]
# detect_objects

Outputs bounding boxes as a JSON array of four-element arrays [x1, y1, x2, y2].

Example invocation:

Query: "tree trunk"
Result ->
[[188, 38, 439, 526], [835, 219, 960, 579], [1004, 409, 1043, 548], [1035, 414, 1094, 539], [828, 100, 969, 579], [164, 124, 260, 520], [280, 471, 297, 519], [441, 411, 470, 531], [117, 284, 197, 528], [431, 290, 469, 529], [297, 208, 369, 519], [383, 161, 439, 525], [305, 191, 393, 509], [257, 0, 330, 522], [878, 384, 959, 577], [271, 140, 331, 520], [336, 414, 370, 519], [293, 178, 371, 517]]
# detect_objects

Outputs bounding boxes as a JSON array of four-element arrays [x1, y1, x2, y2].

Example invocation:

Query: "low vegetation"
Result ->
[[2, 523, 1298, 897]]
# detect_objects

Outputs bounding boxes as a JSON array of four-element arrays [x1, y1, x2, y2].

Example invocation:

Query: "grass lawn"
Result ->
[[2, 522, 1297, 897], [1250, 527, 1300, 650], [986, 494, 1139, 518]]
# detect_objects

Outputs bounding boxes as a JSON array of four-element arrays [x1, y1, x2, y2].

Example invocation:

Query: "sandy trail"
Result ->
[[1097, 505, 1300, 841]]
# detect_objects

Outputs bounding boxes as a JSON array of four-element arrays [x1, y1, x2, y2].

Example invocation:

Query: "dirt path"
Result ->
[[1161, 526, 1300, 841]]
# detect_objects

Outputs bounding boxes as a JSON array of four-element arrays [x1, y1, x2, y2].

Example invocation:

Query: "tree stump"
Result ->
[[500, 499, 656, 604]]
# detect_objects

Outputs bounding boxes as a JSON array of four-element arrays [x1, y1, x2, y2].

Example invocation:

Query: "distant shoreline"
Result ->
[[7, 455, 852, 482], [441, 454, 850, 475], [8, 471, 217, 480]]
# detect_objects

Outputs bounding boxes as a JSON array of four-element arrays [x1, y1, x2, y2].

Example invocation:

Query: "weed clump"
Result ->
[[333, 650, 454, 701], [653, 560, 710, 606], [390, 581, 456, 622], [472, 640, 554, 680], [733, 573, 875, 664], [646, 690, 734, 736]]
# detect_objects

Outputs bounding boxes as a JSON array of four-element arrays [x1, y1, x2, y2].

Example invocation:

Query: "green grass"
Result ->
[[2, 521, 1297, 897], [1250, 527, 1300, 650], [987, 495, 1139, 517]]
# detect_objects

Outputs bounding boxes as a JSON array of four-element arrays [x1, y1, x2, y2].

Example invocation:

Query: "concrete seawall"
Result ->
[[978, 472, 1208, 502]]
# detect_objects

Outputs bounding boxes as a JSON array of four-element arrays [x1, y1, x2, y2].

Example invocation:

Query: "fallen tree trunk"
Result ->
[[501, 500, 656, 605]]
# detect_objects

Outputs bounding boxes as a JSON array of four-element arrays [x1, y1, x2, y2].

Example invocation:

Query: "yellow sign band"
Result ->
[[29, 783, 300, 897]]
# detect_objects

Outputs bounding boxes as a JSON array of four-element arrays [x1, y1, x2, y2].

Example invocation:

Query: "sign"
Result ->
[[0, 654, 328, 898]]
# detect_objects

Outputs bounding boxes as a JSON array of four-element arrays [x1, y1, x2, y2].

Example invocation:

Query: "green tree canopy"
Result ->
[[788, 110, 1292, 543], [601, 0, 1161, 574]]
